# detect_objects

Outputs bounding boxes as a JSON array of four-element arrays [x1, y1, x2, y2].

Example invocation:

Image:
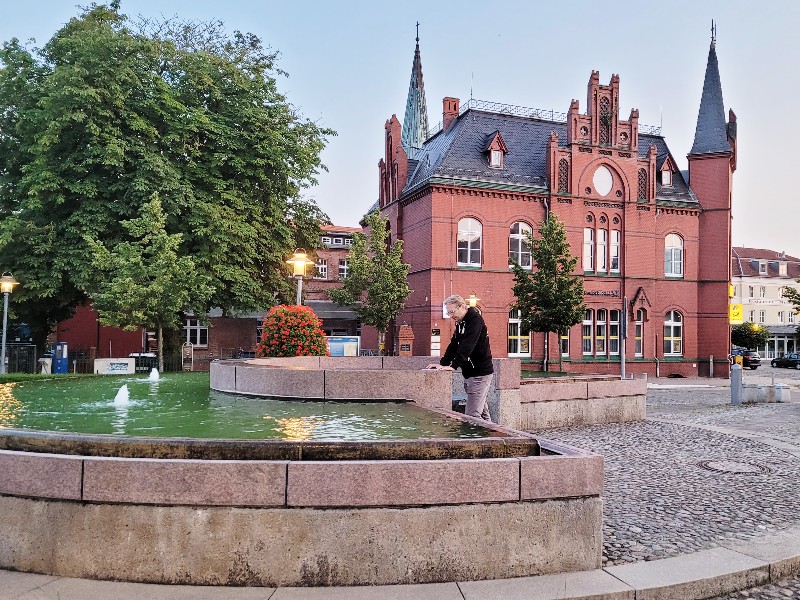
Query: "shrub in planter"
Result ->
[[256, 305, 329, 357]]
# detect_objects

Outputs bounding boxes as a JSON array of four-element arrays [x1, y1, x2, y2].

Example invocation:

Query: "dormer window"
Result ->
[[662, 169, 672, 186], [489, 150, 503, 168], [332, 237, 343, 246], [758, 261, 767, 274], [779, 262, 788, 276], [321, 236, 331, 245]]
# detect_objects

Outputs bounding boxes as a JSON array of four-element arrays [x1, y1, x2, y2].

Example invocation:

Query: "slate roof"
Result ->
[[731, 247, 800, 279], [690, 43, 730, 155], [404, 108, 695, 203]]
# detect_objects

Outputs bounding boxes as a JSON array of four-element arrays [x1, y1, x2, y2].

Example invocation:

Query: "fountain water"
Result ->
[[148, 368, 160, 382], [113, 384, 129, 407]]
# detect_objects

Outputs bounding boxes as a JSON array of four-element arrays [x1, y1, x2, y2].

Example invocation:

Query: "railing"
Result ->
[[426, 98, 662, 141]]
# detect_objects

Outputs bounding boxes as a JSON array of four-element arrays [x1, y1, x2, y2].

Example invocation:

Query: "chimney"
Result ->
[[443, 97, 460, 132]]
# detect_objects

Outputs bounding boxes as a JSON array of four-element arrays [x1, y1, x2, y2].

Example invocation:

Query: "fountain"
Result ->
[[112, 384, 130, 407], [148, 368, 160, 382], [0, 357, 603, 587]]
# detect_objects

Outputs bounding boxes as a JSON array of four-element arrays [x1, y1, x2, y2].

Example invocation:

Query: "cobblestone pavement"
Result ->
[[710, 574, 800, 599], [528, 369, 800, 576]]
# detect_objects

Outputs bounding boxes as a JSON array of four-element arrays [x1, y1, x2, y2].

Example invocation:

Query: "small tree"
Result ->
[[511, 215, 585, 371], [329, 211, 411, 354], [731, 322, 771, 350], [86, 195, 212, 372], [256, 305, 328, 357], [783, 286, 800, 335]]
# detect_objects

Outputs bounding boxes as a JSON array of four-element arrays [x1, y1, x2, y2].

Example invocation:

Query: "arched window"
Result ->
[[596, 227, 608, 273], [664, 234, 684, 277], [599, 97, 611, 145], [558, 159, 569, 193], [635, 308, 645, 357], [663, 311, 683, 356], [457, 218, 482, 266], [509, 222, 532, 269], [583, 227, 594, 271], [582, 309, 593, 355], [507, 309, 531, 357], [638, 168, 648, 200]]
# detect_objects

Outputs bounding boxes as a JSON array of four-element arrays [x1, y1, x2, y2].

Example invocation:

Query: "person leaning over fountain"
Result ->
[[426, 294, 494, 422]]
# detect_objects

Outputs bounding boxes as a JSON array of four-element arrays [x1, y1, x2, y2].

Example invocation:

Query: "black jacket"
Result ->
[[440, 307, 494, 379]]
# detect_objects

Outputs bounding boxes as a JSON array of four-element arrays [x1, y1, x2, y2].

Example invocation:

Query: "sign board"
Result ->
[[729, 304, 743, 324], [94, 358, 135, 375], [326, 336, 360, 357]]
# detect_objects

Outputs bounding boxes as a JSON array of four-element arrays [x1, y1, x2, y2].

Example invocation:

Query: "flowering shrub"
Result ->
[[256, 305, 329, 357]]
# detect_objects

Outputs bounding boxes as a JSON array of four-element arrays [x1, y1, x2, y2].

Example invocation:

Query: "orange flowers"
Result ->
[[256, 305, 329, 357]]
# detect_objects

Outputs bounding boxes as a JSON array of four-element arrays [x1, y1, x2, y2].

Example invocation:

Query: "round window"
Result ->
[[592, 166, 613, 197]]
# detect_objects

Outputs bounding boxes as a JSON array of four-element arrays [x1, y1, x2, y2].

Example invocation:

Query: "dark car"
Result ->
[[731, 348, 761, 369], [771, 352, 800, 369]]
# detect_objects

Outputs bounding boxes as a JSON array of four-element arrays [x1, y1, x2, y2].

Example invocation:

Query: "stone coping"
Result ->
[[0, 437, 599, 507]]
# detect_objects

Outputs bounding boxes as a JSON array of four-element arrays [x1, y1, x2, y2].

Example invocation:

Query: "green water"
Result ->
[[0, 372, 488, 440]]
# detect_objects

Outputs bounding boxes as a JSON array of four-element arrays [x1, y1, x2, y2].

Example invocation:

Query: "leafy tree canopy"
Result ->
[[731, 322, 771, 350], [0, 3, 333, 349], [329, 211, 411, 350], [784, 286, 800, 334]]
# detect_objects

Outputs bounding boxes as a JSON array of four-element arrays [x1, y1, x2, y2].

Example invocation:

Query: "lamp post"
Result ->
[[466, 292, 481, 308], [286, 250, 314, 305], [0, 272, 19, 375]]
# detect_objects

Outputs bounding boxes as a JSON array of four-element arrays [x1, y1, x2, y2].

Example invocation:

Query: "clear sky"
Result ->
[[2, 1, 798, 255]]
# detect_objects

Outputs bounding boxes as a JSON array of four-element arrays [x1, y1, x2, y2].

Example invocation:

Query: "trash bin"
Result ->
[[52, 342, 69, 374]]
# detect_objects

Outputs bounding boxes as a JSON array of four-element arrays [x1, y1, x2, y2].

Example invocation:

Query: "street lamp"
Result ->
[[466, 292, 481, 308], [0, 272, 19, 375], [286, 250, 314, 305]]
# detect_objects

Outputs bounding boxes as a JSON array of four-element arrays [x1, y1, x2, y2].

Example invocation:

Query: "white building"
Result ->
[[731, 247, 800, 358]]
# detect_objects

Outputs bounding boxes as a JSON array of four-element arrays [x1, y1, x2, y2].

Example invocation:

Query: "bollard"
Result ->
[[730, 364, 743, 404]]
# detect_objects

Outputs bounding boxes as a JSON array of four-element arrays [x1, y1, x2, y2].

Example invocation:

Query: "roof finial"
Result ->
[[416, 21, 420, 44], [711, 20, 716, 48]]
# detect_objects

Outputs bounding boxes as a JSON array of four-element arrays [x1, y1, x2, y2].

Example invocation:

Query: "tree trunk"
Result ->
[[157, 323, 164, 373]]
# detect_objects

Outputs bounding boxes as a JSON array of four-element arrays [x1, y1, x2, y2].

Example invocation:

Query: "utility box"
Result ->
[[398, 324, 415, 356], [52, 342, 69, 374]]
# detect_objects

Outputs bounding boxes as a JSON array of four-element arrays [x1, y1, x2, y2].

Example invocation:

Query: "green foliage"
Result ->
[[86, 194, 213, 370], [0, 4, 333, 348], [329, 211, 411, 347], [511, 215, 585, 369], [731, 322, 771, 350], [784, 286, 800, 334], [256, 305, 328, 357]]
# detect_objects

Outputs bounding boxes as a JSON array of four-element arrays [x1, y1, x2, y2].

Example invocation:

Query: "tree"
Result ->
[[0, 4, 333, 350], [784, 286, 800, 334], [86, 195, 213, 372], [511, 215, 585, 371], [731, 322, 771, 351], [329, 211, 411, 354]]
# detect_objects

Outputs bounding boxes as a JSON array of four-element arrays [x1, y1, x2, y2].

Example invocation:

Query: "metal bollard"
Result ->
[[730, 364, 743, 404]]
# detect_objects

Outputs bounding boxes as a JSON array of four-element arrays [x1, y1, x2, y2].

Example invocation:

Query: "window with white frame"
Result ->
[[596, 229, 608, 273], [560, 331, 570, 357], [610, 230, 621, 273], [759, 310, 765, 324], [582, 309, 593, 354], [779, 311, 785, 324], [595, 309, 607, 354], [184, 317, 208, 347], [321, 236, 331, 244], [664, 234, 683, 277], [332, 237, 343, 246], [509, 222, 532, 268], [457, 218, 482, 266], [663, 311, 683, 356], [609, 309, 620, 355], [635, 308, 645, 357], [344, 238, 353, 246], [779, 262, 788, 276], [507, 309, 531, 356], [748, 286, 755, 298], [256, 323, 264, 346], [749, 310, 755, 322], [583, 228, 595, 271], [760, 286, 766, 298], [662, 169, 672, 186], [758, 261, 767, 274], [338, 259, 349, 279], [314, 259, 327, 279], [489, 149, 503, 168], [790, 312, 796, 324]]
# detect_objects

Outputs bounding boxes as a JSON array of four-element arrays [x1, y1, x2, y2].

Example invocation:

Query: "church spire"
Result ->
[[401, 23, 429, 160], [689, 23, 729, 155]]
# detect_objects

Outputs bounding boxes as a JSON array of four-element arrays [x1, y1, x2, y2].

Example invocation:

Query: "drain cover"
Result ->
[[696, 460, 772, 475]]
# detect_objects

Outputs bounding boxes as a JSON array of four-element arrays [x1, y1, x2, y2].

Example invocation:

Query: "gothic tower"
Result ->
[[401, 25, 429, 160]]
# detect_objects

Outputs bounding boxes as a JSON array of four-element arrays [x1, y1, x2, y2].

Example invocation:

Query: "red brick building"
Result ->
[[377, 33, 736, 377]]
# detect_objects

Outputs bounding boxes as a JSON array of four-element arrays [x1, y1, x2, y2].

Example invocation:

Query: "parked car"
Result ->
[[771, 352, 800, 369], [731, 348, 761, 369]]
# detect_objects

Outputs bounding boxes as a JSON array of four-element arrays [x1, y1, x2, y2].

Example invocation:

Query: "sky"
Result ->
[[2, 1, 798, 255]]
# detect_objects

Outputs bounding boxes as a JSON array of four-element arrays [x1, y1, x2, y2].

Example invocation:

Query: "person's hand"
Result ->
[[439, 365, 454, 371], [425, 363, 440, 369]]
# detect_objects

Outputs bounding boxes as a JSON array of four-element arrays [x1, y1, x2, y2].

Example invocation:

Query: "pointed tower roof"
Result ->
[[690, 25, 730, 155], [401, 24, 429, 160]]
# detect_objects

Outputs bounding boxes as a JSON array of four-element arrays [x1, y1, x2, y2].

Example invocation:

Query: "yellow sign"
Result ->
[[729, 304, 743, 324]]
